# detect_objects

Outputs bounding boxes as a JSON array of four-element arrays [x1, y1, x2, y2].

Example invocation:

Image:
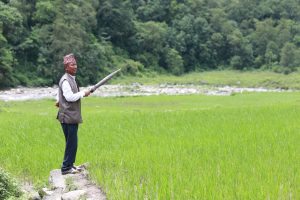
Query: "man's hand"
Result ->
[[84, 89, 91, 97]]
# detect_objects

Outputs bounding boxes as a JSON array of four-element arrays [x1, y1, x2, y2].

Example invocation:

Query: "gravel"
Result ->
[[0, 84, 289, 101]]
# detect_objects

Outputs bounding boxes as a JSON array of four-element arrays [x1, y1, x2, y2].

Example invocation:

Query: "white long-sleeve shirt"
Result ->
[[56, 75, 85, 102]]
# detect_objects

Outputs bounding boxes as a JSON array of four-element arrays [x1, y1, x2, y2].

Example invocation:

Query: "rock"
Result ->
[[78, 162, 89, 170], [69, 172, 105, 200], [16, 89, 24, 94], [21, 181, 42, 200], [61, 190, 86, 200], [29, 191, 41, 200], [40, 188, 54, 196], [44, 166, 106, 200], [49, 169, 66, 190], [42, 189, 62, 200], [200, 80, 208, 84], [131, 82, 141, 87]]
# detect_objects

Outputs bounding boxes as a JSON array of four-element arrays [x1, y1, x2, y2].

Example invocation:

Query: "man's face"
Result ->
[[65, 63, 77, 76]]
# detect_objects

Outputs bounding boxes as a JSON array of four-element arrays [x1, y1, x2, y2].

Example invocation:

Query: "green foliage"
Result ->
[[111, 53, 145, 76], [264, 41, 279, 67], [0, 1, 24, 88], [34, 1, 57, 24], [1, 0, 300, 87], [119, 59, 144, 76], [135, 0, 172, 22], [134, 21, 168, 53], [0, 31, 14, 88], [0, 168, 22, 199], [0, 1, 23, 44], [163, 48, 184, 75], [271, 65, 294, 75], [97, 0, 135, 48], [280, 42, 300, 69], [230, 55, 243, 69], [132, 21, 169, 71]]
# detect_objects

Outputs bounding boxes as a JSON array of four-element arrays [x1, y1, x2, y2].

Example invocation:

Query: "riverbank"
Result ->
[[0, 84, 290, 101]]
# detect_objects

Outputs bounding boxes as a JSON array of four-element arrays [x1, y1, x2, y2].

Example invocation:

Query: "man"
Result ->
[[56, 53, 91, 175]]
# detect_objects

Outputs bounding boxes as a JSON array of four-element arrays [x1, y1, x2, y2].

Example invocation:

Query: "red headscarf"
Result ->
[[63, 53, 77, 66]]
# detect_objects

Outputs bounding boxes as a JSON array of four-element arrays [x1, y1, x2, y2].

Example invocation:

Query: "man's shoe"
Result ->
[[61, 168, 79, 175], [72, 165, 84, 172]]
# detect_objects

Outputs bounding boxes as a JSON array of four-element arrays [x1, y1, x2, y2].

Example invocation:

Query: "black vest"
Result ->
[[57, 73, 82, 124]]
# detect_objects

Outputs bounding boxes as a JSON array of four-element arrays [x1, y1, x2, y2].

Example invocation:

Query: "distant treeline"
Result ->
[[1, 0, 300, 88]]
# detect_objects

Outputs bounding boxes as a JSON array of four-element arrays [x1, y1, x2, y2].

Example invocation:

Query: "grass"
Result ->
[[0, 93, 300, 199], [113, 70, 300, 89]]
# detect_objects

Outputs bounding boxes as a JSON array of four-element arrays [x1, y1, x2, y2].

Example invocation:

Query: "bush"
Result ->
[[112, 55, 144, 76], [163, 48, 184, 75], [230, 56, 243, 70], [120, 59, 144, 75], [271, 65, 295, 75], [0, 168, 22, 199]]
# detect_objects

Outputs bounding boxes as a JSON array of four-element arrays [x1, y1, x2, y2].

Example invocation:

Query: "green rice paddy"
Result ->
[[1, 92, 300, 199]]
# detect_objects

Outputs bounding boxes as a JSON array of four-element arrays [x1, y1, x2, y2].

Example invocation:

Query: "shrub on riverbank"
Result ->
[[0, 168, 22, 199]]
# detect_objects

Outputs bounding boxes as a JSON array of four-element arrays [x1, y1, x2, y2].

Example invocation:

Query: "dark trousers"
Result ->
[[61, 123, 78, 172]]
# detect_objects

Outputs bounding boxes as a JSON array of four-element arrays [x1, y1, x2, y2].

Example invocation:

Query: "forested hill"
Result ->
[[1, 0, 300, 88]]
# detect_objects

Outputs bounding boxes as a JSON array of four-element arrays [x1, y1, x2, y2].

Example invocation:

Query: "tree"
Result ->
[[33, 1, 57, 24], [230, 56, 243, 70], [250, 19, 276, 62], [0, 1, 23, 44], [97, 0, 135, 49], [264, 41, 279, 67], [227, 0, 260, 23], [276, 19, 294, 48], [168, 14, 212, 70], [135, 0, 172, 22], [163, 48, 184, 75], [134, 21, 168, 53], [0, 31, 14, 88], [280, 42, 299, 68], [2, 0, 300, 87], [0, 1, 23, 88], [31, 0, 110, 86], [132, 21, 168, 69]]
